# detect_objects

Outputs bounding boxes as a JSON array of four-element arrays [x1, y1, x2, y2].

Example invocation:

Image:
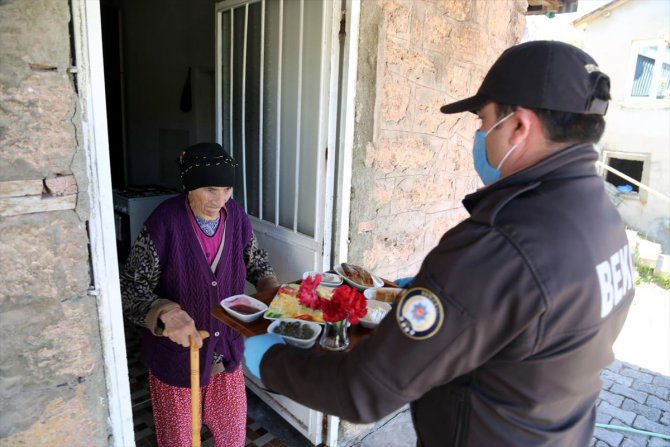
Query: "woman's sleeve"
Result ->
[[120, 227, 163, 327], [243, 233, 277, 287]]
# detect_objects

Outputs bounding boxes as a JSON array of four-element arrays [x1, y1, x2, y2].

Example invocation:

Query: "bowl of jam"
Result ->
[[220, 294, 268, 323]]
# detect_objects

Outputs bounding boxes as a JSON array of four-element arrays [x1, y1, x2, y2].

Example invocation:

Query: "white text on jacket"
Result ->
[[596, 244, 634, 318]]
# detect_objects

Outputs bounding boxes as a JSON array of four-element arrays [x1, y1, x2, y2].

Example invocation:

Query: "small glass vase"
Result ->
[[319, 319, 350, 351]]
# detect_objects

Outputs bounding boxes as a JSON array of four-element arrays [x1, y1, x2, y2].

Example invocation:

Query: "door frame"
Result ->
[[71, 1, 135, 445]]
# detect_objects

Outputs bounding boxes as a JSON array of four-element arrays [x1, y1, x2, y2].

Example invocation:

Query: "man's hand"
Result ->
[[160, 308, 203, 348], [244, 333, 285, 378]]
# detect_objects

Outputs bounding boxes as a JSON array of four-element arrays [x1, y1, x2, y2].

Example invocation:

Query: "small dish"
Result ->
[[360, 300, 392, 329], [267, 318, 322, 349], [364, 287, 402, 303], [220, 294, 268, 323], [302, 271, 343, 287], [334, 264, 384, 290]]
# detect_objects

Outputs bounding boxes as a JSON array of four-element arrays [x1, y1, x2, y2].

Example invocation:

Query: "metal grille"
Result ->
[[631, 54, 654, 97], [216, 0, 326, 238]]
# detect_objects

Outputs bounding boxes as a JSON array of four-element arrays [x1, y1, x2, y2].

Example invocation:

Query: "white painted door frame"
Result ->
[[71, 1, 135, 445]]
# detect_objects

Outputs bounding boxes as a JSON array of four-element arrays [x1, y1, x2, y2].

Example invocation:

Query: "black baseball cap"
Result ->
[[440, 40, 610, 115]]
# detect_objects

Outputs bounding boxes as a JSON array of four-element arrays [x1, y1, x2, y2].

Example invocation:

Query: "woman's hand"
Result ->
[[160, 308, 203, 348]]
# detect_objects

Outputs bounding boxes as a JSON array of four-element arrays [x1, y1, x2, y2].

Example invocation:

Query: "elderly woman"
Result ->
[[121, 142, 279, 447]]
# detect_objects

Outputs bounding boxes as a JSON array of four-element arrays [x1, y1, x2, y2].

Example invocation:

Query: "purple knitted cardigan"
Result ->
[[141, 195, 251, 388]]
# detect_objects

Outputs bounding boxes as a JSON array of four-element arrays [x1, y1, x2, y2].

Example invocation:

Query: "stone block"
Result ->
[[622, 398, 662, 422], [451, 26, 487, 64], [0, 385, 107, 446], [381, 73, 412, 124], [598, 401, 636, 425], [436, 0, 471, 21], [599, 389, 625, 407], [632, 415, 669, 438], [621, 367, 654, 384], [423, 14, 453, 52], [369, 136, 435, 175], [44, 175, 77, 196], [620, 437, 646, 447], [0, 211, 89, 303], [593, 426, 624, 447], [601, 368, 634, 387], [647, 395, 670, 413], [649, 437, 670, 447], [385, 37, 436, 83], [0, 74, 77, 180], [414, 87, 452, 136], [661, 411, 670, 426], [652, 375, 670, 389], [380, 0, 411, 37], [610, 383, 649, 404], [631, 380, 669, 400]]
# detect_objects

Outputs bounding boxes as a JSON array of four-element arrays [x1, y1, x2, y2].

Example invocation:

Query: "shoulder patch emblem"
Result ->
[[396, 287, 444, 340]]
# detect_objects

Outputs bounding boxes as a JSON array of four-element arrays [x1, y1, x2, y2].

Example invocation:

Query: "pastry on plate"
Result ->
[[341, 263, 374, 287]]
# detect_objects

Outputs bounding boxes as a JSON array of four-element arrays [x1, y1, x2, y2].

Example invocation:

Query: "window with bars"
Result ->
[[628, 41, 670, 101], [216, 0, 328, 239]]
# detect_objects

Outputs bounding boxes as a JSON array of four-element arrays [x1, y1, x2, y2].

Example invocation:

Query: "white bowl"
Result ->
[[359, 300, 392, 329], [267, 318, 322, 349], [220, 294, 268, 323], [302, 271, 343, 287], [334, 264, 384, 290]]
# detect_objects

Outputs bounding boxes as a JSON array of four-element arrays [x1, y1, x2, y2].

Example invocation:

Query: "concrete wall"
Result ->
[[576, 0, 670, 251], [348, 0, 527, 280], [0, 1, 110, 445]]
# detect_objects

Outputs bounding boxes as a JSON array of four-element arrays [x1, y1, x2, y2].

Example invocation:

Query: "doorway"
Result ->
[[93, 0, 355, 444]]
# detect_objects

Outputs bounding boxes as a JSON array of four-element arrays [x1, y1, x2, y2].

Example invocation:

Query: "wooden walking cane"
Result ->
[[164, 329, 210, 447]]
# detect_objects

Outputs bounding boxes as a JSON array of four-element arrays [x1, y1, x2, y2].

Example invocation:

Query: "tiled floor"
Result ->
[[124, 323, 308, 447]]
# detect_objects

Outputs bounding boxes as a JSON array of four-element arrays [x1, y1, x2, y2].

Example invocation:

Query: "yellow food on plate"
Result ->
[[264, 283, 333, 323]]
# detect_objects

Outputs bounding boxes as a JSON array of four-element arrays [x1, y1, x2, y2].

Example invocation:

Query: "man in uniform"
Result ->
[[244, 40, 634, 446]]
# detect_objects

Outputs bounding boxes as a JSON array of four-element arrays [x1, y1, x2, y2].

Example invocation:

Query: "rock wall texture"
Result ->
[[349, 0, 527, 280], [0, 0, 110, 445]]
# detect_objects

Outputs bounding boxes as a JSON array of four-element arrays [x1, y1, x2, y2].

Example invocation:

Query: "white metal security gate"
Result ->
[[215, 0, 350, 444], [215, 0, 339, 285]]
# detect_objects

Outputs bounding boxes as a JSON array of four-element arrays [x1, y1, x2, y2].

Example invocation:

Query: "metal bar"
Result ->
[[275, 0, 283, 226], [293, 0, 305, 232], [241, 3, 249, 212], [215, 10, 223, 144], [597, 161, 670, 202], [259, 0, 265, 220], [229, 10, 234, 167]]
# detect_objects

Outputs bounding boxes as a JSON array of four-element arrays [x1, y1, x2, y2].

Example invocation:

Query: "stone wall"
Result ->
[[349, 0, 527, 280], [0, 0, 110, 445]]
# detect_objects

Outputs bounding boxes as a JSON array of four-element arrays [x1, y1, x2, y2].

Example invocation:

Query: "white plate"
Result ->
[[302, 271, 343, 287], [360, 300, 392, 329], [334, 264, 384, 290], [267, 318, 322, 349], [220, 294, 268, 323]]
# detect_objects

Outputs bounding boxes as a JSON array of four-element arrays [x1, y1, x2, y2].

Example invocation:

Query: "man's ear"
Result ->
[[509, 107, 534, 146]]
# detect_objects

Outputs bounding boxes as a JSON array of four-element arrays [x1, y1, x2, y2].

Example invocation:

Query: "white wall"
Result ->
[[576, 0, 670, 251]]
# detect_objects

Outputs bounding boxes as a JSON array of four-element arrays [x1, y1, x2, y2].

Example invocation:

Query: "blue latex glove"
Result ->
[[393, 276, 415, 288], [244, 333, 286, 378]]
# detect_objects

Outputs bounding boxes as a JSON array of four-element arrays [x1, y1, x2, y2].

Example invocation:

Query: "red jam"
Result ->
[[228, 303, 259, 315]]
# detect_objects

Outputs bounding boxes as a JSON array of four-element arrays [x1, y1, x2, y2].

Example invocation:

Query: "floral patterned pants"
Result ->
[[149, 367, 247, 447]]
